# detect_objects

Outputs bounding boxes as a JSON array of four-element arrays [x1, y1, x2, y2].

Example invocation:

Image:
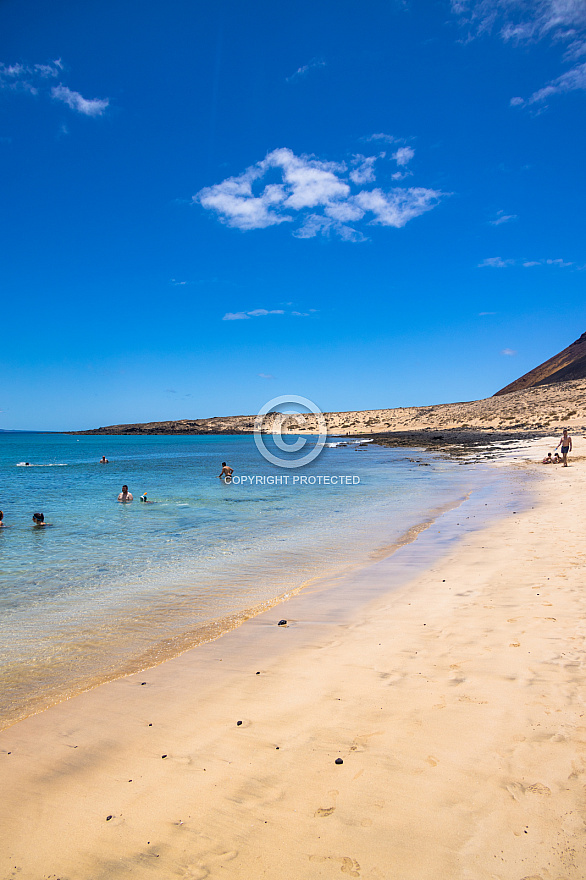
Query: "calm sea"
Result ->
[[1, 432, 490, 728]]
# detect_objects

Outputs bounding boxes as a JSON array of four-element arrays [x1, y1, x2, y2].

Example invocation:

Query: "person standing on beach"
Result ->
[[118, 485, 133, 502], [555, 429, 573, 467], [218, 462, 234, 483]]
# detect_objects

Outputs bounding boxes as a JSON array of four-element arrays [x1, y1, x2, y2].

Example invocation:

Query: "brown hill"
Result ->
[[70, 377, 586, 438], [495, 331, 586, 396]]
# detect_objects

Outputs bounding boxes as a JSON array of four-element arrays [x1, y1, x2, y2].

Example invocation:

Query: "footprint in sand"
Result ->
[[315, 789, 339, 817], [526, 783, 551, 796], [309, 856, 360, 877]]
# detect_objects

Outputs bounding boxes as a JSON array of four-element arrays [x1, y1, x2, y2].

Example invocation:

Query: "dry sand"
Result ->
[[1, 439, 586, 880]]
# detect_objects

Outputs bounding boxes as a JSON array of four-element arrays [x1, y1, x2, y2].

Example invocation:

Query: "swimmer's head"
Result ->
[[122, 485, 128, 492], [0, 511, 3, 521], [222, 462, 226, 466], [32, 512, 44, 524]]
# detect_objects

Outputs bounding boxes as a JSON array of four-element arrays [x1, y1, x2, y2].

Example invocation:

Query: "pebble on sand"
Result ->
[[237, 720, 243, 726], [335, 758, 343, 765], [278, 619, 287, 626]]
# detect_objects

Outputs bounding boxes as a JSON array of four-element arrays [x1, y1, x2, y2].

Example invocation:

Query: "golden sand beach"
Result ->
[[1, 438, 585, 879]]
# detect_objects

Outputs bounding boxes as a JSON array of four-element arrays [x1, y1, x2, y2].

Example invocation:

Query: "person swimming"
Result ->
[[140, 492, 153, 503], [218, 462, 234, 483], [99, 455, 109, 464], [0, 510, 4, 527], [32, 512, 48, 527], [118, 485, 133, 502]]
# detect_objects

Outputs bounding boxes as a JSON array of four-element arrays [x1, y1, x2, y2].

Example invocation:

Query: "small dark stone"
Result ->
[[148, 723, 152, 726], [256, 671, 260, 675], [141, 682, 147, 686], [106, 815, 113, 821], [278, 619, 287, 626], [237, 720, 243, 726], [162, 754, 167, 759], [335, 758, 343, 765], [275, 746, 279, 749], [129, 780, 132, 782]]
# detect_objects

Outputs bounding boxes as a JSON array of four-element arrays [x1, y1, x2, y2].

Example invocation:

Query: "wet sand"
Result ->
[[1, 438, 585, 879]]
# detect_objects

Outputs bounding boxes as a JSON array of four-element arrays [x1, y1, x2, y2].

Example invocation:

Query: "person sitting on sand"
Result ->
[[553, 453, 562, 464], [99, 455, 109, 464], [118, 485, 133, 502], [555, 429, 573, 467], [218, 462, 234, 483], [542, 453, 553, 464], [32, 512, 48, 527]]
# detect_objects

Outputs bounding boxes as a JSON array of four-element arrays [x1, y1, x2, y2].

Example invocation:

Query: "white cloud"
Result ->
[[501, 348, 517, 356], [355, 187, 443, 228], [392, 146, 415, 166], [222, 307, 306, 321], [51, 85, 109, 116], [286, 58, 326, 83], [489, 210, 518, 225], [481, 256, 575, 268], [452, 1, 586, 106], [478, 256, 514, 267], [196, 146, 444, 241], [527, 60, 586, 102], [258, 373, 275, 379], [479, 311, 497, 315], [363, 132, 396, 143], [349, 154, 378, 184], [0, 59, 62, 94], [0, 60, 109, 117]]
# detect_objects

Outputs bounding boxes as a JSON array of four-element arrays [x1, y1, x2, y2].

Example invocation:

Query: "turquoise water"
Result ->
[[1, 432, 479, 727]]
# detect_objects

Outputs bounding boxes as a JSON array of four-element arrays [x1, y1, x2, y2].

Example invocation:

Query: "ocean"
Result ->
[[0, 432, 498, 728]]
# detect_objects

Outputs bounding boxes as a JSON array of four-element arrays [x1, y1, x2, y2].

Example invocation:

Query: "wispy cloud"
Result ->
[[480, 256, 574, 268], [196, 145, 443, 242], [0, 59, 62, 94], [363, 132, 396, 144], [258, 373, 275, 379], [479, 311, 497, 315], [478, 256, 514, 267], [286, 58, 326, 83], [392, 146, 415, 166], [0, 58, 109, 117], [489, 210, 518, 225], [451, 1, 586, 107], [527, 61, 586, 104], [51, 85, 109, 116], [222, 307, 311, 321], [523, 257, 574, 267], [501, 348, 517, 356]]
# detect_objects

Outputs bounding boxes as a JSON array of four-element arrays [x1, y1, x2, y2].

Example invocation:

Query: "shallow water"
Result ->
[[0, 432, 490, 727]]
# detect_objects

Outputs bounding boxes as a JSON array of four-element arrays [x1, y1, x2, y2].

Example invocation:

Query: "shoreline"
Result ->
[[0, 452, 494, 732], [2, 438, 586, 878]]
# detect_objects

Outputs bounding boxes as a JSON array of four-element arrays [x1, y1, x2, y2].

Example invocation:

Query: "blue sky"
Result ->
[[1, 0, 585, 430]]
